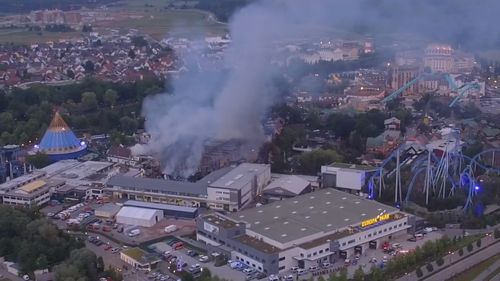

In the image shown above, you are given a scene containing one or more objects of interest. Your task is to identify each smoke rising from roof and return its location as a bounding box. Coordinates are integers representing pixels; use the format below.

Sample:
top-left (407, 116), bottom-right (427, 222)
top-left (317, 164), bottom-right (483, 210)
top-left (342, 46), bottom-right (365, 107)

top-left (134, 0), bottom-right (500, 177)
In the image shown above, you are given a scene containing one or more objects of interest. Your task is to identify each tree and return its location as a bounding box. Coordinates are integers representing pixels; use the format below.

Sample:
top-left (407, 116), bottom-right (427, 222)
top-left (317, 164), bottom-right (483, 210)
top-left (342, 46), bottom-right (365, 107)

top-left (476, 239), bottom-right (482, 248)
top-left (54, 248), bottom-right (98, 281)
top-left (317, 276), bottom-right (326, 281)
top-left (66, 69), bottom-right (75, 79)
top-left (297, 149), bottom-right (343, 175)
top-left (467, 243), bottom-right (473, 252)
top-left (104, 89), bottom-right (119, 107)
top-left (128, 49), bottom-right (136, 59)
top-left (494, 228), bottom-right (500, 239)
top-left (458, 248), bottom-right (464, 256)
top-left (35, 254), bottom-right (48, 269)
top-left (416, 267), bottom-right (423, 277)
top-left (120, 116), bottom-right (138, 135)
top-left (84, 60), bottom-right (95, 73)
top-left (353, 266), bottom-right (365, 281)
top-left (81, 91), bottom-right (98, 110)
top-left (198, 268), bottom-right (212, 281)
top-left (326, 113), bottom-right (356, 140)
top-left (426, 263), bottom-right (433, 272)
top-left (96, 256), bottom-right (104, 272)
top-left (181, 273), bottom-right (195, 281)
top-left (26, 152), bottom-right (50, 169)
top-left (337, 268), bottom-right (348, 281)
top-left (436, 257), bottom-right (444, 266)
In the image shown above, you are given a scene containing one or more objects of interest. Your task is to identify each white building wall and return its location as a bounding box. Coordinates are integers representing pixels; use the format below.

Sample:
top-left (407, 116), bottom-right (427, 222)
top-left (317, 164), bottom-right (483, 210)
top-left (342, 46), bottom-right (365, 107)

top-left (116, 209), bottom-right (163, 227)
top-left (278, 247), bottom-right (301, 272)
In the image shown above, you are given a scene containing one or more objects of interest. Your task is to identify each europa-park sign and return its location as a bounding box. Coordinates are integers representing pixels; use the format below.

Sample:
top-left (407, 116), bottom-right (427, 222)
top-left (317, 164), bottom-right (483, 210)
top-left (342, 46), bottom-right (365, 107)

top-left (360, 213), bottom-right (391, 228)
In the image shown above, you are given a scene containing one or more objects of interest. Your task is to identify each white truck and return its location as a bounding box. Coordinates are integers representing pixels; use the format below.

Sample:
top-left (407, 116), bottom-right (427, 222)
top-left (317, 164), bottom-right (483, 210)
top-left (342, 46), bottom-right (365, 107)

top-left (128, 229), bottom-right (141, 237)
top-left (164, 225), bottom-right (177, 233)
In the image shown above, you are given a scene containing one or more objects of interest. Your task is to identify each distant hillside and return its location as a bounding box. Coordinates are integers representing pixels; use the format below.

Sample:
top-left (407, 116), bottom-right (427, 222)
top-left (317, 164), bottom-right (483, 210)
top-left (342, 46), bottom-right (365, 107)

top-left (0, 0), bottom-right (118, 13)
top-left (194, 0), bottom-right (255, 22)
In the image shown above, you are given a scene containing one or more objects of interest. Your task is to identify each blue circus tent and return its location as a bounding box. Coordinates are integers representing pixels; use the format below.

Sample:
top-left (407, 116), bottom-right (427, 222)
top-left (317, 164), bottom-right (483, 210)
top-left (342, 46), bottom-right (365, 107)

top-left (36, 112), bottom-right (87, 161)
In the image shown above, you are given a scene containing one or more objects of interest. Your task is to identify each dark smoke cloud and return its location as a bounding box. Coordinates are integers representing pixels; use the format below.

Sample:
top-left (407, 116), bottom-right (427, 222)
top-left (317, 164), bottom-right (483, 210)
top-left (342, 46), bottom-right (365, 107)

top-left (135, 0), bottom-right (499, 177)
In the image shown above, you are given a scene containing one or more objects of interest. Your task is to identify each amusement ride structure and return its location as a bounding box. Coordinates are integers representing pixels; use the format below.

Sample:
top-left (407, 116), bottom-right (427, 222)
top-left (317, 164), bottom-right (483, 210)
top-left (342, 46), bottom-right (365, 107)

top-left (368, 67), bottom-right (494, 211)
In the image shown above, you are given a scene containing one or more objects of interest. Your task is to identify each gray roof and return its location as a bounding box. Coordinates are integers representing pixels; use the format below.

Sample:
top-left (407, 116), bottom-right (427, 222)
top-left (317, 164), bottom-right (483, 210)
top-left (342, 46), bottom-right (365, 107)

top-left (198, 166), bottom-right (234, 186)
top-left (227, 188), bottom-right (399, 245)
top-left (124, 200), bottom-right (197, 213)
top-left (209, 163), bottom-right (269, 190)
top-left (324, 163), bottom-right (376, 171)
top-left (95, 203), bottom-right (121, 215)
top-left (107, 175), bottom-right (207, 196)
top-left (264, 175), bottom-right (310, 195)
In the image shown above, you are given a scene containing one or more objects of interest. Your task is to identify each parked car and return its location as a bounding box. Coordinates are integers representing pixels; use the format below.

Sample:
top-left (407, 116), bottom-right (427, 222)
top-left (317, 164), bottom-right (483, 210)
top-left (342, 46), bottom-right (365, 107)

top-left (198, 255), bottom-right (209, 263)
top-left (268, 275), bottom-right (279, 281)
top-left (173, 242), bottom-right (184, 250)
top-left (187, 250), bottom-right (198, 257)
top-left (104, 245), bottom-right (113, 251)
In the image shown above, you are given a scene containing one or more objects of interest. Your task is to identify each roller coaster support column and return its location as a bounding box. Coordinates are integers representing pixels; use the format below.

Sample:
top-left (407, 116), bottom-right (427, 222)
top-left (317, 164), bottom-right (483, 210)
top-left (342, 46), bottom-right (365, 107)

top-left (425, 150), bottom-right (432, 205)
top-left (395, 148), bottom-right (402, 204)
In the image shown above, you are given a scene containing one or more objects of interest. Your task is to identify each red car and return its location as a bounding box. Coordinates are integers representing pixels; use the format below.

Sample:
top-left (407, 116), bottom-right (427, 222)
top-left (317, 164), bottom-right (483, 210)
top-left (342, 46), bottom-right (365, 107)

top-left (104, 245), bottom-right (113, 251)
top-left (173, 242), bottom-right (184, 250)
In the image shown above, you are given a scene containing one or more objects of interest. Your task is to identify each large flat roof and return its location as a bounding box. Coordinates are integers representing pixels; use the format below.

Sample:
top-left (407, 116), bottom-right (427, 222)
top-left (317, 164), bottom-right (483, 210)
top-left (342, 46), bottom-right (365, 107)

top-left (228, 188), bottom-right (399, 245)
top-left (19, 180), bottom-right (46, 193)
top-left (209, 163), bottom-right (269, 190)
top-left (107, 175), bottom-right (207, 196)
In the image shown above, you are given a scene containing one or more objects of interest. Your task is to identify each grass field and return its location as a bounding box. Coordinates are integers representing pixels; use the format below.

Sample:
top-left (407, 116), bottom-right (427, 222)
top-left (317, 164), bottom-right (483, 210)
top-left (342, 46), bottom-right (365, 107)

top-left (447, 254), bottom-right (500, 281)
top-left (0, 0), bottom-right (227, 44)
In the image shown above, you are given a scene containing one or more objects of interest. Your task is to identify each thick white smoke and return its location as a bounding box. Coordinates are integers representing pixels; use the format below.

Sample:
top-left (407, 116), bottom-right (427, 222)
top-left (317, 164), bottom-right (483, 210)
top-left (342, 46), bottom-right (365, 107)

top-left (134, 0), bottom-right (500, 177)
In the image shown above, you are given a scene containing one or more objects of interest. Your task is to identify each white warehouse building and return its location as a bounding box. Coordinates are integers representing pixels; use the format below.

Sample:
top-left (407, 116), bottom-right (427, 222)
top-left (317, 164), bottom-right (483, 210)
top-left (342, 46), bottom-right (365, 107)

top-left (116, 206), bottom-right (163, 227)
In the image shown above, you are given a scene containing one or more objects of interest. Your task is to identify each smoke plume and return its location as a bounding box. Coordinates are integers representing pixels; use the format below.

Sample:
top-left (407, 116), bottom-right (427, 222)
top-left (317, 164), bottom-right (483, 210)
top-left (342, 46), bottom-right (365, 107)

top-left (134, 0), bottom-right (500, 177)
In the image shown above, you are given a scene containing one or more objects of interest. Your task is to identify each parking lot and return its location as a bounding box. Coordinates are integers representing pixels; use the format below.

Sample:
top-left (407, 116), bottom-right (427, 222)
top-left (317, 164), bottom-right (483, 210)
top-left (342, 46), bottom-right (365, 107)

top-left (150, 240), bottom-right (247, 281)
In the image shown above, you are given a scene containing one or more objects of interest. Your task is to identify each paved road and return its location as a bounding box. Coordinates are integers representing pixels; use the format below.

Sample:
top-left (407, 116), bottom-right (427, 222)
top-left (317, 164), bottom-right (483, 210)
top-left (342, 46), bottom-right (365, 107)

top-left (472, 259), bottom-right (500, 281)
top-left (424, 241), bottom-right (500, 281)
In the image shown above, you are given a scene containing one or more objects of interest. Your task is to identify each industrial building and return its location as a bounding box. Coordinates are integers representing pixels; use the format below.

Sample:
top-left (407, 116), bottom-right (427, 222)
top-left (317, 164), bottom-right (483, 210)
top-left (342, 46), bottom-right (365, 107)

top-left (196, 188), bottom-right (413, 275)
top-left (116, 206), bottom-right (163, 227)
top-left (120, 247), bottom-right (160, 271)
top-left (95, 203), bottom-right (121, 218)
top-left (123, 200), bottom-right (198, 219)
top-left (1, 179), bottom-right (63, 207)
top-left (262, 174), bottom-right (311, 202)
top-left (105, 163), bottom-right (271, 212)
top-left (320, 163), bottom-right (376, 192)
top-left (207, 163), bottom-right (271, 211)
top-left (33, 112), bottom-right (87, 162)
top-left (0, 159), bottom-right (123, 206)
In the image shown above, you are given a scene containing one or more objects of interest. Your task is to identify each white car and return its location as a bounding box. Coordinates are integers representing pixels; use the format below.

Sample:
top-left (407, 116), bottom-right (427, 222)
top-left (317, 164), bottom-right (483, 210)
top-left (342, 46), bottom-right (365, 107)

top-left (284, 275), bottom-right (294, 281)
top-left (309, 265), bottom-right (319, 271)
top-left (424, 227), bottom-right (433, 233)
top-left (268, 275), bottom-right (279, 281)
top-left (297, 268), bottom-right (307, 275)
top-left (199, 255), bottom-right (209, 262)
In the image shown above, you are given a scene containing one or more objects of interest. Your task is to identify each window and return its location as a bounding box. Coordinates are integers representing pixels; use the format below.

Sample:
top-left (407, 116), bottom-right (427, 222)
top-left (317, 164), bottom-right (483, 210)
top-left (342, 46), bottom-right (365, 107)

top-left (307, 254), bottom-right (311, 258)
top-left (279, 257), bottom-right (285, 261)
top-left (404, 222), bottom-right (407, 225)
top-left (300, 253), bottom-right (304, 257)
top-left (313, 252), bottom-right (317, 256)
top-left (271, 259), bottom-right (276, 264)
top-left (279, 266), bottom-right (285, 270)
top-left (378, 230), bottom-right (382, 234)
top-left (342, 242), bottom-right (346, 246)
top-left (252, 264), bottom-right (256, 267)
top-left (399, 223), bottom-right (402, 227)
top-left (368, 234), bottom-right (372, 237)
top-left (319, 250), bottom-right (323, 254)
top-left (389, 227), bottom-right (392, 230)
top-left (325, 248), bottom-right (329, 252)
top-left (384, 229), bottom-right (387, 232)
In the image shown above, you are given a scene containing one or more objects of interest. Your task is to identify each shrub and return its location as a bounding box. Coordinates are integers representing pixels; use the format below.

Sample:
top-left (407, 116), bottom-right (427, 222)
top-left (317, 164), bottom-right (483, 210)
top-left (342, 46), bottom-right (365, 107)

top-left (436, 257), bottom-right (444, 266)
top-left (416, 267), bottom-right (423, 277)
top-left (494, 228), bottom-right (500, 239)
top-left (458, 248), bottom-right (464, 256)
top-left (476, 239), bottom-right (482, 248)
top-left (426, 263), bottom-right (434, 272)
top-left (467, 243), bottom-right (473, 252)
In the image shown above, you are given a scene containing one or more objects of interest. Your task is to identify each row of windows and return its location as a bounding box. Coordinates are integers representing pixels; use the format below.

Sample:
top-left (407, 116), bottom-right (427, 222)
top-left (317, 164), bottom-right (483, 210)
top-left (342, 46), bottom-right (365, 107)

top-left (300, 247), bottom-right (330, 258)
top-left (117, 187), bottom-right (204, 198)
top-left (340, 222), bottom-right (407, 246)
top-left (215, 190), bottom-right (230, 195)
top-left (235, 256), bottom-right (262, 271)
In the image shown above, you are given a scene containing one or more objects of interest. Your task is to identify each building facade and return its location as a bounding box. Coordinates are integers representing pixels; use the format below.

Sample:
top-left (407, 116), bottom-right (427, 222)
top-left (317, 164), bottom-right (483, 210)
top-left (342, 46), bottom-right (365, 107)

top-left (195, 189), bottom-right (413, 275)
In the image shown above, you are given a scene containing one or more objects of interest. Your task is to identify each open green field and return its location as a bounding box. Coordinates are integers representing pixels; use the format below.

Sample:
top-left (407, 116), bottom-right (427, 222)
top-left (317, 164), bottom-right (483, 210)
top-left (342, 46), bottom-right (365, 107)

top-left (447, 254), bottom-right (500, 281)
top-left (0, 0), bottom-right (227, 44)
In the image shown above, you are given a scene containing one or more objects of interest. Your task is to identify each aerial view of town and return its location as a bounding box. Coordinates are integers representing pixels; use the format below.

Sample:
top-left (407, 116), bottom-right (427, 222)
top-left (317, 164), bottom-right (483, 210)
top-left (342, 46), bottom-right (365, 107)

top-left (0, 0), bottom-right (500, 281)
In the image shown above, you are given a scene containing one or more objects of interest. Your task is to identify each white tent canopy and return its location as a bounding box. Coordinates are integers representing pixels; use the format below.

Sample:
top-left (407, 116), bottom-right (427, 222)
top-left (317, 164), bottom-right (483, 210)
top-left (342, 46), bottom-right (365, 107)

top-left (116, 206), bottom-right (163, 227)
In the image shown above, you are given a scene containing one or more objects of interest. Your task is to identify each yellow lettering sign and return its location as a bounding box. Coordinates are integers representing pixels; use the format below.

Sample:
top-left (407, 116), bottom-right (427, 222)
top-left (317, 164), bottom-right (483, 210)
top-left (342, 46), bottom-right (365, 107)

top-left (361, 214), bottom-right (390, 227)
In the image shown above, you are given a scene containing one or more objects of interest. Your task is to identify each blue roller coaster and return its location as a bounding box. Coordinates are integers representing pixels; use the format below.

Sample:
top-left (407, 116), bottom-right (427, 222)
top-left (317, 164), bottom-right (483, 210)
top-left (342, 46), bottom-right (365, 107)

top-left (383, 71), bottom-right (481, 107)
top-left (367, 131), bottom-right (500, 211)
